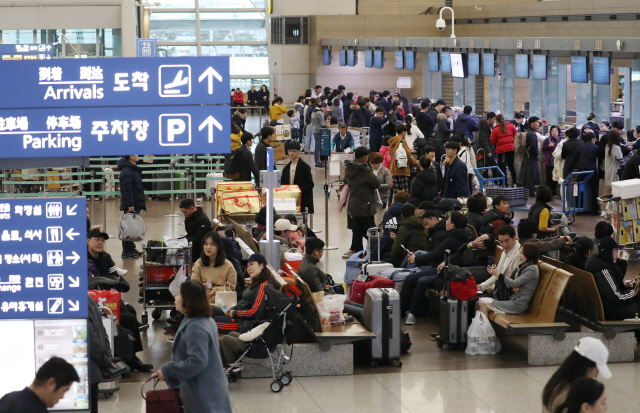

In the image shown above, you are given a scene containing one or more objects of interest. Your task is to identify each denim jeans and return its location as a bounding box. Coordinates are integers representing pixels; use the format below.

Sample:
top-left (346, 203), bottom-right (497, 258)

top-left (401, 250), bottom-right (431, 271)
top-left (305, 124), bottom-right (315, 152)
top-left (314, 132), bottom-right (322, 166)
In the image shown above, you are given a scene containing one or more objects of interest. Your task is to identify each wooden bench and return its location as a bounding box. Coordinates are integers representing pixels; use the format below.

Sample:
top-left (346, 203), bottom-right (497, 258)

top-left (487, 262), bottom-right (571, 340)
top-left (227, 218), bottom-right (259, 254)
top-left (542, 257), bottom-right (640, 339)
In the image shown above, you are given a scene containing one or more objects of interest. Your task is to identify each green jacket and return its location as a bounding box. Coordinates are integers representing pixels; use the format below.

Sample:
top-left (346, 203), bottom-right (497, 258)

top-left (298, 254), bottom-right (332, 294)
top-left (391, 214), bottom-right (430, 258)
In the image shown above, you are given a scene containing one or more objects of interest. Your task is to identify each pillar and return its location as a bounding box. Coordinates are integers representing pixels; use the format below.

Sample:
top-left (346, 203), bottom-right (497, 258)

top-left (576, 81), bottom-right (593, 126)
top-left (559, 64), bottom-right (567, 122)
top-left (422, 53), bottom-right (432, 99)
top-left (433, 71), bottom-right (443, 100)
top-left (621, 67), bottom-right (631, 130)
top-left (529, 77), bottom-right (544, 119)
top-left (501, 56), bottom-right (514, 119)
top-left (121, 0), bottom-right (137, 57)
top-left (488, 73), bottom-right (501, 113)
top-left (593, 83), bottom-right (609, 126)
top-left (465, 75), bottom-right (476, 114)
top-left (453, 78), bottom-right (464, 107)
top-left (545, 57), bottom-right (560, 125)
top-left (632, 60), bottom-right (640, 128)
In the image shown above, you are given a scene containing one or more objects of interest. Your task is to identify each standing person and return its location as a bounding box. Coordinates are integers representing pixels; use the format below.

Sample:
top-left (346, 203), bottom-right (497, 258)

top-left (287, 109), bottom-right (301, 145)
top-left (343, 92), bottom-right (354, 122)
top-left (311, 85), bottom-right (322, 99)
top-left (351, 99), bottom-right (369, 128)
top-left (232, 88), bottom-right (244, 107)
top-left (453, 134), bottom-right (477, 192)
top-left (411, 155), bottom-right (439, 203)
top-left (554, 378), bottom-right (607, 413)
top-left (281, 141), bottom-right (314, 216)
top-left (416, 100), bottom-right (436, 138)
top-left (117, 155), bottom-right (145, 258)
top-left (404, 115), bottom-right (424, 151)
top-left (388, 124), bottom-right (419, 196)
top-left (476, 119), bottom-right (494, 169)
top-left (519, 116), bottom-right (542, 196)
top-left (258, 84), bottom-right (270, 112)
top-left (566, 132), bottom-right (600, 214)
top-left (621, 145), bottom-right (640, 180)
top-left (369, 151), bottom-right (392, 209)
top-left (179, 198), bottom-right (212, 260)
top-left (435, 113), bottom-right (452, 143)
top-left (561, 127), bottom-right (584, 178)
top-left (228, 132), bottom-right (260, 182)
top-left (513, 112), bottom-right (527, 132)
top-left (604, 129), bottom-right (624, 195)
top-left (269, 96), bottom-right (287, 123)
top-left (230, 122), bottom-right (242, 151)
top-left (156, 281), bottom-right (233, 413)
top-left (542, 125), bottom-right (561, 196)
top-left (542, 337), bottom-right (611, 413)
top-left (246, 85), bottom-right (259, 113)
top-left (428, 99), bottom-right (445, 123)
top-left (378, 90), bottom-right (392, 113)
top-left (304, 98), bottom-right (317, 154)
top-left (232, 108), bottom-right (247, 131)
top-left (331, 97), bottom-right (344, 122)
top-left (311, 101), bottom-right (329, 168)
top-left (585, 112), bottom-right (601, 135)
top-left (490, 114), bottom-right (518, 187)
top-left (0, 357), bottom-right (79, 413)
top-left (384, 101), bottom-right (401, 136)
top-left (343, 146), bottom-right (380, 258)
top-left (369, 107), bottom-right (390, 154)
top-left (255, 126), bottom-right (275, 171)
top-left (442, 141), bottom-right (471, 198)
top-left (454, 105), bottom-right (479, 140)
top-left (191, 232), bottom-right (238, 304)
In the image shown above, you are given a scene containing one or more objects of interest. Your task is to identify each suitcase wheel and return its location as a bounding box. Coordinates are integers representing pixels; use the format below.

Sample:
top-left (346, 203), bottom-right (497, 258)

top-left (393, 359), bottom-right (402, 367)
top-left (369, 360), bottom-right (378, 368)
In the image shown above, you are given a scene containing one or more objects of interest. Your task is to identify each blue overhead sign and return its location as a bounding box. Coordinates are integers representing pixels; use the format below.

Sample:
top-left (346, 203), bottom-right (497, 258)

top-left (137, 38), bottom-right (157, 57)
top-left (0, 57), bottom-right (230, 108)
top-left (0, 43), bottom-right (53, 61)
top-left (0, 198), bottom-right (87, 319)
top-left (0, 105), bottom-right (229, 158)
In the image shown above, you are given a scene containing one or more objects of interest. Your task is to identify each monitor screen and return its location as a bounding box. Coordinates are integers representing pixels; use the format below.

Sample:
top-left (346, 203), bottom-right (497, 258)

top-left (532, 55), bottom-right (547, 80)
top-left (347, 49), bottom-right (357, 67)
top-left (441, 51), bottom-right (451, 73)
top-left (428, 52), bottom-right (439, 72)
top-left (365, 50), bottom-right (373, 68)
top-left (450, 53), bottom-right (468, 78)
top-left (515, 54), bottom-right (529, 79)
top-left (394, 50), bottom-right (404, 70)
top-left (339, 49), bottom-right (346, 66)
top-left (483, 53), bottom-right (496, 76)
top-left (374, 50), bottom-right (384, 69)
top-left (0, 319), bottom-right (90, 411)
top-left (468, 53), bottom-right (480, 76)
top-left (593, 56), bottom-right (610, 85)
top-left (322, 49), bottom-right (331, 65)
top-left (405, 51), bottom-right (416, 71)
top-left (571, 56), bottom-right (588, 83)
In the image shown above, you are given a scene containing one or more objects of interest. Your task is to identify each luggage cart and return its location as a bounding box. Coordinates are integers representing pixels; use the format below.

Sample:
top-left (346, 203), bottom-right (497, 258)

top-left (474, 166), bottom-right (505, 192)
top-left (562, 171), bottom-right (594, 225)
top-left (140, 242), bottom-right (192, 324)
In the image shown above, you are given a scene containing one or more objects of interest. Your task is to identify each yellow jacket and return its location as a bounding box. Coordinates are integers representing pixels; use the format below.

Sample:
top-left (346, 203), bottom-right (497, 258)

top-left (231, 132), bottom-right (242, 151)
top-left (270, 104), bottom-right (288, 121)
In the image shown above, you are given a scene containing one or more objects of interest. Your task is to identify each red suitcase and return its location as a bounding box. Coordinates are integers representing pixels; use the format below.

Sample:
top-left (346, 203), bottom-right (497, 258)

top-left (350, 275), bottom-right (395, 305)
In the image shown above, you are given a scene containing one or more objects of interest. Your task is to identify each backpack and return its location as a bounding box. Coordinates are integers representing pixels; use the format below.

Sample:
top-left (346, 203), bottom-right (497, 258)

top-left (514, 132), bottom-right (527, 155)
top-left (118, 212), bottom-right (146, 242)
top-left (223, 148), bottom-right (241, 180)
top-left (395, 138), bottom-right (408, 168)
top-left (145, 240), bottom-right (167, 264)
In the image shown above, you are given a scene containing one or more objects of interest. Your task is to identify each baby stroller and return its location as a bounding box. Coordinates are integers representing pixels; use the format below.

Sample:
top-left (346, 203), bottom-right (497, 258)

top-left (224, 291), bottom-right (296, 393)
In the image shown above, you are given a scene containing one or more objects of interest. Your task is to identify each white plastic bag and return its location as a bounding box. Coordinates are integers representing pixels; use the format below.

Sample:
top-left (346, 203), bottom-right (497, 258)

top-left (317, 302), bottom-right (331, 330)
top-left (465, 311), bottom-right (502, 355)
top-left (168, 265), bottom-right (188, 298)
top-left (322, 294), bottom-right (347, 325)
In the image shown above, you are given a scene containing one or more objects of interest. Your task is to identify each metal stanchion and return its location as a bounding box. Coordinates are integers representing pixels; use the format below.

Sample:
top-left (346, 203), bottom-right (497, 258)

top-left (90, 170), bottom-right (95, 222)
top-left (165, 161), bottom-right (181, 217)
top-left (323, 164), bottom-right (338, 251)
top-left (101, 176), bottom-right (107, 233)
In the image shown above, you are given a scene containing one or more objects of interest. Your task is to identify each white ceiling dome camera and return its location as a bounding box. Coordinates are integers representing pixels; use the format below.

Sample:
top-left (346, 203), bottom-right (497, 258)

top-left (436, 18), bottom-right (446, 31)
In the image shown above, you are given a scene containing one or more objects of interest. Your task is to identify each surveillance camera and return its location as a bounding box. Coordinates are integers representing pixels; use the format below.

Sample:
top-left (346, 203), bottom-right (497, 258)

top-left (436, 18), bottom-right (446, 31)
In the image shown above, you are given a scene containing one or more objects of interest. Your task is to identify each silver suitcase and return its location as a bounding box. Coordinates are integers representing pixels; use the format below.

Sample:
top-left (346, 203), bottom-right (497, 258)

top-left (363, 227), bottom-right (393, 275)
top-left (364, 288), bottom-right (402, 367)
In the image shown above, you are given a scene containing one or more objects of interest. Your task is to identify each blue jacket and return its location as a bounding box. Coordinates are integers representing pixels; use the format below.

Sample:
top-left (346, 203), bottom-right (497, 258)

top-left (332, 131), bottom-right (355, 152)
top-left (454, 114), bottom-right (479, 140)
top-left (378, 97), bottom-right (391, 114)
top-left (369, 115), bottom-right (389, 145)
top-left (442, 157), bottom-right (471, 198)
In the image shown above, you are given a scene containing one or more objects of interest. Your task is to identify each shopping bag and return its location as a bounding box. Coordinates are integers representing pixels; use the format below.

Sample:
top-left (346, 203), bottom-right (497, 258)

top-left (168, 265), bottom-right (188, 298)
top-left (214, 283), bottom-right (238, 312)
top-left (322, 294), bottom-right (347, 325)
top-left (88, 290), bottom-right (121, 323)
top-left (142, 377), bottom-right (183, 413)
top-left (465, 311), bottom-right (502, 355)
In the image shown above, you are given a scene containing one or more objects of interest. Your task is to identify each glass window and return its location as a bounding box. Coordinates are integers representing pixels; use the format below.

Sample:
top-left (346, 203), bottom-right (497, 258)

top-left (230, 78), bottom-right (269, 91)
top-left (200, 0), bottom-right (265, 8)
top-left (63, 29), bottom-right (97, 44)
top-left (199, 12), bottom-right (266, 42)
top-left (202, 45), bottom-right (268, 75)
top-left (158, 45), bottom-right (198, 57)
top-left (153, 0), bottom-right (195, 8)
top-left (150, 13), bottom-right (197, 42)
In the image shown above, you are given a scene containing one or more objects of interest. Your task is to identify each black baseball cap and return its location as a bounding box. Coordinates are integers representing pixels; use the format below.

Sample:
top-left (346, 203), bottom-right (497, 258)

top-left (598, 236), bottom-right (620, 252)
top-left (87, 228), bottom-right (109, 239)
top-left (247, 253), bottom-right (267, 265)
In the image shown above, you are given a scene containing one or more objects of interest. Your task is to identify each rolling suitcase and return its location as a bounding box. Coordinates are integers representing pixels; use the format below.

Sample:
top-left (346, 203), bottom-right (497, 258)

top-left (364, 288), bottom-right (402, 367)
top-left (437, 249), bottom-right (469, 350)
top-left (151, 172), bottom-right (172, 200)
top-left (361, 227), bottom-right (393, 276)
top-left (350, 274), bottom-right (395, 305)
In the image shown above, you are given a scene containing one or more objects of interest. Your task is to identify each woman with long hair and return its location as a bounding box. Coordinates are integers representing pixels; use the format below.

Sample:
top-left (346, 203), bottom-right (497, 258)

top-left (190, 231), bottom-right (237, 303)
top-left (258, 84), bottom-right (270, 110)
top-left (553, 378), bottom-right (607, 413)
top-left (269, 96), bottom-right (287, 123)
top-left (490, 113), bottom-right (518, 186)
top-left (404, 114), bottom-right (424, 151)
top-left (542, 125), bottom-right (561, 196)
top-left (604, 129), bottom-right (624, 194)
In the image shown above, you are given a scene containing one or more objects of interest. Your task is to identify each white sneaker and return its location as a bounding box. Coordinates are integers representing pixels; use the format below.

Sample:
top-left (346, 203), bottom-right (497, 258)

top-left (405, 312), bottom-right (416, 325)
top-left (342, 250), bottom-right (355, 259)
top-left (116, 267), bottom-right (128, 276)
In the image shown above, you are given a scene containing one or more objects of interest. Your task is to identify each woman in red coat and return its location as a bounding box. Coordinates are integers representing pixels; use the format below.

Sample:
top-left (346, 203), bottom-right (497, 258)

top-left (232, 88), bottom-right (245, 107)
top-left (490, 114), bottom-right (518, 186)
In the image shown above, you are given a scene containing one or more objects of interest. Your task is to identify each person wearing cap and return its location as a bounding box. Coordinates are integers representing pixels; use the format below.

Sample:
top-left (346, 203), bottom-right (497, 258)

top-left (518, 116), bottom-right (542, 196)
top-left (87, 228), bottom-right (128, 281)
top-left (585, 236), bottom-right (640, 321)
top-left (542, 337), bottom-right (611, 413)
top-left (272, 218), bottom-right (297, 267)
top-left (331, 122), bottom-right (355, 153)
top-left (280, 140), bottom-right (314, 217)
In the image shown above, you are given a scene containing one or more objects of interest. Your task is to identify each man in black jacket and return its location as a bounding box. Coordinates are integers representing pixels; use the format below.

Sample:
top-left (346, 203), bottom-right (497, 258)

top-left (255, 126), bottom-right (275, 171)
top-left (566, 132), bottom-right (599, 214)
top-left (561, 127), bottom-right (583, 178)
top-left (280, 141), bottom-right (314, 215)
top-left (246, 85), bottom-right (259, 113)
top-left (479, 195), bottom-right (512, 236)
top-left (118, 155), bottom-right (146, 258)
top-left (179, 198), bottom-right (212, 260)
top-left (229, 132), bottom-right (259, 182)
top-left (416, 100), bottom-right (435, 138)
top-left (408, 211), bottom-right (472, 268)
top-left (622, 149), bottom-right (640, 180)
top-left (428, 99), bottom-right (445, 123)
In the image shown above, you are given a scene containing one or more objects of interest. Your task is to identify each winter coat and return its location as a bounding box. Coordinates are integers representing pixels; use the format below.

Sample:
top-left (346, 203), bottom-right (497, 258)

top-left (233, 145), bottom-right (260, 182)
top-left (416, 111), bottom-right (436, 138)
top-left (311, 108), bottom-right (327, 134)
top-left (281, 158), bottom-right (315, 214)
top-left (442, 157), bottom-right (471, 198)
top-left (378, 97), bottom-right (391, 113)
top-left (480, 208), bottom-right (511, 236)
top-left (414, 227), bottom-right (473, 267)
top-left (232, 114), bottom-right (246, 131)
top-left (184, 207), bottom-right (212, 259)
top-left (552, 139), bottom-right (566, 181)
top-left (255, 139), bottom-right (269, 171)
top-left (458, 146), bottom-right (476, 176)
top-left (561, 137), bottom-right (584, 178)
top-left (161, 317), bottom-right (233, 413)
top-left (411, 168), bottom-right (439, 203)
top-left (604, 144), bottom-right (623, 187)
top-left (380, 145), bottom-right (391, 169)
top-left (247, 89), bottom-right (260, 105)
top-left (344, 159), bottom-right (380, 217)
top-left (388, 135), bottom-right (418, 176)
top-left (232, 91), bottom-right (244, 105)
top-left (585, 254), bottom-right (640, 320)
top-left (350, 107), bottom-right (369, 128)
top-left (332, 131), bottom-right (355, 153)
top-left (454, 113), bottom-right (479, 140)
top-left (566, 142), bottom-right (598, 173)
top-left (391, 215), bottom-right (430, 258)
top-left (435, 118), bottom-right (452, 142)
top-left (373, 165), bottom-right (392, 201)
top-left (298, 254), bottom-right (330, 293)
top-left (621, 151), bottom-right (640, 180)
top-left (117, 157), bottom-right (146, 212)
top-left (493, 263), bottom-right (540, 314)
top-left (476, 127), bottom-right (494, 159)
top-left (466, 211), bottom-right (484, 234)
top-left (258, 88), bottom-right (270, 105)
top-left (88, 297), bottom-right (112, 385)
top-left (331, 105), bottom-right (344, 121)
top-left (343, 99), bottom-right (354, 122)
top-left (490, 122), bottom-right (517, 155)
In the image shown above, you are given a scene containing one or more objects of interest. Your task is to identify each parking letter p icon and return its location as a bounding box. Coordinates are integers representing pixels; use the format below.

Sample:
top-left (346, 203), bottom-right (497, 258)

top-left (167, 119), bottom-right (185, 142)
top-left (159, 114), bottom-right (191, 146)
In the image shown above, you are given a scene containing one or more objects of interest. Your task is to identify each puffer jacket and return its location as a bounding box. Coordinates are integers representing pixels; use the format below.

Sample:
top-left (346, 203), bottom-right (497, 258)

top-left (311, 107), bottom-right (327, 134)
top-left (118, 157), bottom-right (146, 212)
top-left (411, 168), bottom-right (439, 202)
top-left (344, 159), bottom-right (380, 217)
top-left (585, 254), bottom-right (640, 321)
top-left (454, 113), bottom-right (479, 140)
top-left (391, 215), bottom-right (430, 258)
top-left (415, 227), bottom-right (473, 266)
top-left (490, 122), bottom-right (517, 154)
top-left (480, 208), bottom-right (511, 235)
top-left (380, 146), bottom-right (391, 169)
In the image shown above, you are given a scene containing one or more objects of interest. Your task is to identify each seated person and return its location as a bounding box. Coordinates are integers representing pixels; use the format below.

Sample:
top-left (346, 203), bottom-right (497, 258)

top-left (191, 231), bottom-right (238, 303)
top-left (284, 214), bottom-right (307, 249)
top-left (528, 185), bottom-right (559, 239)
top-left (86, 228), bottom-right (152, 372)
top-left (416, 201), bottom-right (436, 217)
top-left (434, 198), bottom-right (463, 219)
top-left (585, 237), bottom-right (640, 321)
top-left (213, 253), bottom-right (274, 334)
top-left (565, 237), bottom-right (594, 270)
top-left (593, 221), bottom-right (614, 255)
top-left (517, 218), bottom-right (570, 256)
top-left (386, 203), bottom-right (429, 265)
top-left (466, 193), bottom-right (487, 234)
top-left (408, 212), bottom-right (472, 269)
top-left (273, 218), bottom-right (297, 267)
top-left (331, 122), bottom-right (355, 153)
top-left (179, 198), bottom-right (212, 260)
top-left (477, 242), bottom-right (540, 316)
top-left (480, 195), bottom-right (512, 237)
top-left (477, 225), bottom-right (521, 294)
top-left (377, 190), bottom-right (410, 260)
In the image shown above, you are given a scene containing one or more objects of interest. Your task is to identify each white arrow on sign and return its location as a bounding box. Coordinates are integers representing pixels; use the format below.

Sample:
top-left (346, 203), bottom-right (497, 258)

top-left (66, 228), bottom-right (80, 241)
top-left (68, 300), bottom-right (80, 311)
top-left (68, 276), bottom-right (80, 288)
top-left (66, 204), bottom-right (78, 216)
top-left (65, 251), bottom-right (80, 265)
top-left (199, 116), bottom-right (224, 143)
top-left (198, 67), bottom-right (223, 95)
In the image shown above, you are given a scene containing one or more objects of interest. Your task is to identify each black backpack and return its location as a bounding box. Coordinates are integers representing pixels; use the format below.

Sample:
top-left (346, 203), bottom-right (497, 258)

top-left (145, 240), bottom-right (167, 264)
top-left (224, 148), bottom-right (242, 180)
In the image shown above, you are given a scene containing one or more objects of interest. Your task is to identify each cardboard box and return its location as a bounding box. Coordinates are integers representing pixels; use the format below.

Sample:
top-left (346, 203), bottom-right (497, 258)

top-left (620, 220), bottom-right (633, 244)
top-left (214, 181), bottom-right (254, 219)
top-left (612, 179), bottom-right (640, 199)
top-left (275, 125), bottom-right (291, 141)
top-left (622, 198), bottom-right (638, 221)
top-left (612, 213), bottom-right (619, 242)
top-left (634, 220), bottom-right (640, 242)
top-left (262, 185), bottom-right (301, 212)
top-left (271, 141), bottom-right (286, 161)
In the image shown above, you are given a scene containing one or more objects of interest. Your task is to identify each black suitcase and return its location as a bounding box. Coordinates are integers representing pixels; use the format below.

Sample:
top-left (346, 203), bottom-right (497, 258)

top-left (437, 249), bottom-right (469, 350)
top-left (151, 172), bottom-right (172, 200)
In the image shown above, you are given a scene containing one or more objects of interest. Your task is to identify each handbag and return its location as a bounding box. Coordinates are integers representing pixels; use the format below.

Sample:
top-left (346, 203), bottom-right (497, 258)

top-left (142, 377), bottom-right (183, 413)
top-left (493, 277), bottom-right (511, 301)
top-left (215, 282), bottom-right (238, 312)
top-left (118, 212), bottom-right (146, 242)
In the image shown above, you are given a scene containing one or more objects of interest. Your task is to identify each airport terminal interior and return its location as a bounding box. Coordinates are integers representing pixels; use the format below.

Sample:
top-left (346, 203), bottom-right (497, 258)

top-left (4, 0), bottom-right (640, 412)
